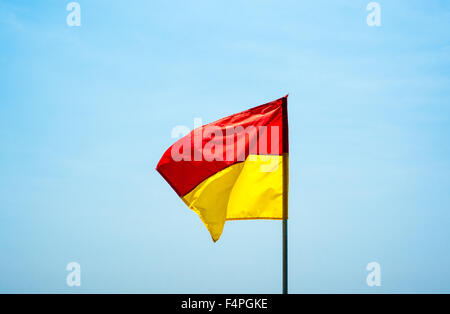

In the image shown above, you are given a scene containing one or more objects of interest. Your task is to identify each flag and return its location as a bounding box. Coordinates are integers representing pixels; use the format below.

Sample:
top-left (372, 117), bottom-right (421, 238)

top-left (156, 96), bottom-right (289, 242)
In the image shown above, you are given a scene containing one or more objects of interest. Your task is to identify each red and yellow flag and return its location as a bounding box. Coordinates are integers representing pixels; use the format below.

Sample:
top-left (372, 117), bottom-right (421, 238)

top-left (156, 96), bottom-right (289, 242)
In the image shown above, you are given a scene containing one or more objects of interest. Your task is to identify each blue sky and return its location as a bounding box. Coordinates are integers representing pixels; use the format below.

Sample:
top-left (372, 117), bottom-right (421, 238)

top-left (0, 0), bottom-right (449, 293)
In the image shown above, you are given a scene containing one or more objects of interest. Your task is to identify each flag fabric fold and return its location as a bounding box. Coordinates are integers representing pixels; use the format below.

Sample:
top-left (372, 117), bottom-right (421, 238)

top-left (156, 96), bottom-right (289, 242)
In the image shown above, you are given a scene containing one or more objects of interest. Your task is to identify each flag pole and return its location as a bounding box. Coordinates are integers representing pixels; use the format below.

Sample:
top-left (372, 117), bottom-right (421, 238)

top-left (282, 155), bottom-right (288, 294)
top-left (282, 218), bottom-right (288, 294)
top-left (282, 96), bottom-right (289, 295)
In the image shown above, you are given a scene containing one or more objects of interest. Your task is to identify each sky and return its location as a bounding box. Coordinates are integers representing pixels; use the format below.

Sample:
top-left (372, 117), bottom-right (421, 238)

top-left (0, 0), bottom-right (449, 293)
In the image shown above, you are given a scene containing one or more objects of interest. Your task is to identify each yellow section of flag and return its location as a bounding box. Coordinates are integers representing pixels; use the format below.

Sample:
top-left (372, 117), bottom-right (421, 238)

top-left (182, 155), bottom-right (284, 242)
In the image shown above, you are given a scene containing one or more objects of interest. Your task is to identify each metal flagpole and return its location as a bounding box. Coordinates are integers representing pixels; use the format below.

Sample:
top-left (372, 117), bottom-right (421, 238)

top-left (282, 96), bottom-right (289, 295)
top-left (282, 218), bottom-right (288, 294)
top-left (282, 154), bottom-right (288, 295)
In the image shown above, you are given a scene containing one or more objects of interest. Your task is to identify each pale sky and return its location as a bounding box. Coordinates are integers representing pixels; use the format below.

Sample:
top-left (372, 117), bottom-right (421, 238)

top-left (1, 0), bottom-right (449, 293)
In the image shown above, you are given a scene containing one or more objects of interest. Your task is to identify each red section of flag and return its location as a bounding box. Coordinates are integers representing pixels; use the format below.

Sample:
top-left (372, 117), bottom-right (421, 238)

top-left (156, 96), bottom-right (288, 196)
